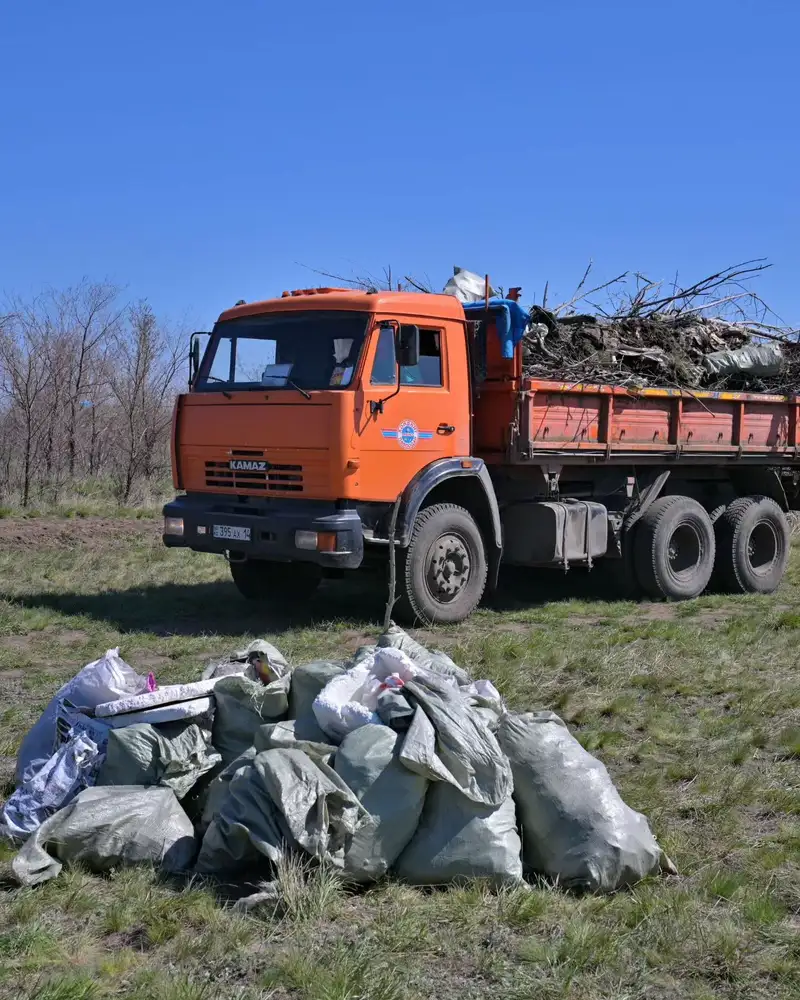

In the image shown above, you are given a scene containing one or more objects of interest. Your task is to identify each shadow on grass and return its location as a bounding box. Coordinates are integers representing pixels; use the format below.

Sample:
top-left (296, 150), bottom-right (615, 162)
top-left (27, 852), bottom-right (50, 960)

top-left (11, 565), bottom-right (632, 636)
top-left (11, 577), bottom-right (386, 636)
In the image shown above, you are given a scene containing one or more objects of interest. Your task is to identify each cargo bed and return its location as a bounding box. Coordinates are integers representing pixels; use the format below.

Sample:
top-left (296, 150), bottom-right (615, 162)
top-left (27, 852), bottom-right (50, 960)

top-left (512, 379), bottom-right (800, 464)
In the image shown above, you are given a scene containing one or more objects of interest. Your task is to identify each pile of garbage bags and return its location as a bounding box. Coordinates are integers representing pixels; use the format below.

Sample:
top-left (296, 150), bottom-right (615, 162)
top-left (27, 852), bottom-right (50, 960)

top-left (2, 628), bottom-right (673, 893)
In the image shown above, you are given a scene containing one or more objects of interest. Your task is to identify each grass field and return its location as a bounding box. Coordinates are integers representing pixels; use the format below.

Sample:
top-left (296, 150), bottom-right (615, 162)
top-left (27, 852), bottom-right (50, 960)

top-left (0, 516), bottom-right (798, 1000)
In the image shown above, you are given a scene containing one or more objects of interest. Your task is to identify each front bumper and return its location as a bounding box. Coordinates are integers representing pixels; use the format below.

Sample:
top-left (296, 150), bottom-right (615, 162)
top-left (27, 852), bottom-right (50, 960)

top-left (162, 494), bottom-right (364, 569)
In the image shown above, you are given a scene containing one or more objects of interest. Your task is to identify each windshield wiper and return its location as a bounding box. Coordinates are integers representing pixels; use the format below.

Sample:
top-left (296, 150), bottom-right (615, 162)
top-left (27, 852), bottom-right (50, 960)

top-left (200, 375), bottom-right (232, 398)
top-left (285, 379), bottom-right (311, 400)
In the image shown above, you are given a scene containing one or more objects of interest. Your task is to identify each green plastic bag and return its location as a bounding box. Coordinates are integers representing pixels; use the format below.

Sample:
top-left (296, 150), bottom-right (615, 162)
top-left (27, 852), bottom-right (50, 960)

top-left (334, 724), bottom-right (428, 882)
top-left (97, 721), bottom-right (221, 799)
top-left (212, 673), bottom-right (291, 765)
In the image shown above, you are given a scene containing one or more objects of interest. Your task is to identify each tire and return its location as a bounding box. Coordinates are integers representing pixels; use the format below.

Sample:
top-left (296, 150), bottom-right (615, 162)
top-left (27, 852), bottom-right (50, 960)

top-left (714, 496), bottom-right (789, 594)
top-left (229, 558), bottom-right (321, 602)
top-left (396, 503), bottom-right (488, 625)
top-left (634, 495), bottom-right (715, 600)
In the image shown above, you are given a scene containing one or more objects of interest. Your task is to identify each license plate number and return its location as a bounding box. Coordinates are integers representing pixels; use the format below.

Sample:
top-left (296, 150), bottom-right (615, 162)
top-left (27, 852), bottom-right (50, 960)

top-left (212, 524), bottom-right (251, 542)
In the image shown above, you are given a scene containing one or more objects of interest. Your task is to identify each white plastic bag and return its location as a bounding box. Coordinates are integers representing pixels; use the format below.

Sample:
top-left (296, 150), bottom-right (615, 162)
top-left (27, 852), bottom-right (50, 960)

top-left (16, 649), bottom-right (150, 784)
top-left (312, 648), bottom-right (419, 742)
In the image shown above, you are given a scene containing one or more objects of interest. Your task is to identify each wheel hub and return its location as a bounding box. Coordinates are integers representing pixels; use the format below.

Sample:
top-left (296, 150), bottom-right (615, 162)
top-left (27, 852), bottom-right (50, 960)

top-left (667, 523), bottom-right (703, 579)
top-left (427, 533), bottom-right (471, 601)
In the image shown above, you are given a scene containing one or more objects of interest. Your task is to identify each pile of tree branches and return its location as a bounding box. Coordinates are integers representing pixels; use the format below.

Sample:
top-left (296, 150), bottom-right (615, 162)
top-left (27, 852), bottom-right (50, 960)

top-left (523, 260), bottom-right (800, 393)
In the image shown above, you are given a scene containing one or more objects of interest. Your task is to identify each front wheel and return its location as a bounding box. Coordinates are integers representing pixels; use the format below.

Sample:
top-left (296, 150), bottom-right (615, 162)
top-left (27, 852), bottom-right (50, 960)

top-left (396, 503), bottom-right (488, 625)
top-left (229, 558), bottom-right (321, 602)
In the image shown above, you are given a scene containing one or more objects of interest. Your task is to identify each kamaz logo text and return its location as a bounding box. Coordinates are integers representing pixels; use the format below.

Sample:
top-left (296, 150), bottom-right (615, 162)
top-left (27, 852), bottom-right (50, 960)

top-left (230, 460), bottom-right (268, 472)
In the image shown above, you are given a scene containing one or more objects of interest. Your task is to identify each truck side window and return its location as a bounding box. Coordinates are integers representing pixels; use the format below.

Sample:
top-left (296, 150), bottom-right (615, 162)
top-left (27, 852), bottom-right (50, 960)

top-left (401, 328), bottom-right (442, 386)
top-left (370, 326), bottom-right (397, 385)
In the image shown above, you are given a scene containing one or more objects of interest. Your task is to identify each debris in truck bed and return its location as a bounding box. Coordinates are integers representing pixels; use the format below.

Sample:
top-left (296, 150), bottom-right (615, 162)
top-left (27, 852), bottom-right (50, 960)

top-left (522, 312), bottom-right (799, 391)
top-left (513, 260), bottom-right (799, 393)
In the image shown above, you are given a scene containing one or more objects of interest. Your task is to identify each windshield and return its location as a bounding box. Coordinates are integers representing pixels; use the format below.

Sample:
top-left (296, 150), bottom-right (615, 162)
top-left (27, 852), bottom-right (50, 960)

top-left (196, 312), bottom-right (368, 392)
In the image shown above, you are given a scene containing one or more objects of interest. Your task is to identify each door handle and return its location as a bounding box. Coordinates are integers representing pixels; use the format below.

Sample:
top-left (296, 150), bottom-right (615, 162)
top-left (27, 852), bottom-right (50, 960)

top-left (437, 423), bottom-right (455, 435)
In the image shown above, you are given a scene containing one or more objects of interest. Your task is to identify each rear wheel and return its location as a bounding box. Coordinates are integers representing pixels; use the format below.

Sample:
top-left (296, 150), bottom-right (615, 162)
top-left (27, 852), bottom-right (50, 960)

top-left (714, 496), bottom-right (789, 594)
top-left (634, 495), bottom-right (715, 600)
top-left (229, 558), bottom-right (321, 602)
top-left (397, 503), bottom-right (487, 625)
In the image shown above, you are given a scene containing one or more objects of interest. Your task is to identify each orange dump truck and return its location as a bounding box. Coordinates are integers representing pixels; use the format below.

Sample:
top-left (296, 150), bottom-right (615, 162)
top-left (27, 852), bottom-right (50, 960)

top-left (164, 287), bottom-right (800, 623)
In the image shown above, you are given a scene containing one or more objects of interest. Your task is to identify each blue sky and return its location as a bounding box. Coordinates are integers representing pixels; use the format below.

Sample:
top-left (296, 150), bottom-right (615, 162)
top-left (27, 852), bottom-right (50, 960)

top-left (1, 1), bottom-right (798, 327)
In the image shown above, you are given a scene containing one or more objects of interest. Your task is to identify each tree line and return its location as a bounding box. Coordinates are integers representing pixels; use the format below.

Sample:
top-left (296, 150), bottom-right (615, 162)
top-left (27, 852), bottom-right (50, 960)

top-left (0, 280), bottom-right (185, 507)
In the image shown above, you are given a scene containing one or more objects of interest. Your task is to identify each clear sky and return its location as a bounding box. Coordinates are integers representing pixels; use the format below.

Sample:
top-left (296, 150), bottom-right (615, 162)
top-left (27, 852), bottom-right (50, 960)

top-left (1, 1), bottom-right (798, 328)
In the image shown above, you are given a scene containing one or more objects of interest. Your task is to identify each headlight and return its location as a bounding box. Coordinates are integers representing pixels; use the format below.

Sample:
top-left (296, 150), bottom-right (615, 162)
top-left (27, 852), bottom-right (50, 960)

top-left (295, 530), bottom-right (318, 550)
top-left (164, 517), bottom-right (184, 537)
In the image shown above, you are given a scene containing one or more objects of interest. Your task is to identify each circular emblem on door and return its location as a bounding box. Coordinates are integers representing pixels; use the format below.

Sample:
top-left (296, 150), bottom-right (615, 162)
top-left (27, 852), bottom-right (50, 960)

top-left (398, 419), bottom-right (419, 449)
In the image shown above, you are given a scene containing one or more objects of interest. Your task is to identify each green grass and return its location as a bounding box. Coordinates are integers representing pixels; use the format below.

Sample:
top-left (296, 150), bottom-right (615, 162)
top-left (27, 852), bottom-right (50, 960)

top-left (0, 516), bottom-right (798, 998)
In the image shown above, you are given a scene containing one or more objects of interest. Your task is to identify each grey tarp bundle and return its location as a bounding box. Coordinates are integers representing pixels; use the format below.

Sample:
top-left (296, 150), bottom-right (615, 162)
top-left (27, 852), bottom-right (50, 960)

top-left (399, 672), bottom-right (512, 807)
top-left (255, 719), bottom-right (337, 762)
top-left (334, 724), bottom-right (428, 882)
top-left (497, 712), bottom-right (664, 892)
top-left (702, 342), bottom-right (783, 379)
top-left (394, 783), bottom-right (522, 886)
top-left (376, 688), bottom-right (416, 730)
top-left (377, 626), bottom-right (470, 685)
top-left (12, 786), bottom-right (196, 886)
top-left (97, 721), bottom-right (221, 799)
top-left (288, 661), bottom-right (345, 720)
top-left (211, 673), bottom-right (291, 765)
top-left (198, 747), bottom-right (257, 838)
top-left (196, 748), bottom-right (363, 875)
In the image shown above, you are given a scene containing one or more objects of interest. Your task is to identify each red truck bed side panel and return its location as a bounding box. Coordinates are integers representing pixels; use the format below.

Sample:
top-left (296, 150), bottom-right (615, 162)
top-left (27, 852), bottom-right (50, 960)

top-left (514, 380), bottom-right (800, 461)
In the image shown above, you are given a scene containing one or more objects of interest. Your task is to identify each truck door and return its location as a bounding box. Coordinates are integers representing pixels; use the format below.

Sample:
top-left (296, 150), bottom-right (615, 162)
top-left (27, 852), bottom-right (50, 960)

top-left (353, 321), bottom-right (467, 501)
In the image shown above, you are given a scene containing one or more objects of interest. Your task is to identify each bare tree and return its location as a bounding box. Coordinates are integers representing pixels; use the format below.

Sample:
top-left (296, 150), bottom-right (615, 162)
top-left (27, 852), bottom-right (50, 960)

top-left (0, 302), bottom-right (55, 506)
top-left (107, 302), bottom-right (184, 502)
top-left (53, 280), bottom-right (123, 478)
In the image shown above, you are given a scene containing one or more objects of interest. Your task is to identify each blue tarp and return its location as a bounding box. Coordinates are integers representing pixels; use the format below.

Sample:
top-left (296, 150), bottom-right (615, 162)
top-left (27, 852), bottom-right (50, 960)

top-left (463, 298), bottom-right (529, 360)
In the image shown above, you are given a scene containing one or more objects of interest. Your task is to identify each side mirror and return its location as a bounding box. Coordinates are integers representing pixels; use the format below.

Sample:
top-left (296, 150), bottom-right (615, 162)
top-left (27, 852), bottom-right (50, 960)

top-left (397, 324), bottom-right (420, 368)
top-left (189, 332), bottom-right (208, 386)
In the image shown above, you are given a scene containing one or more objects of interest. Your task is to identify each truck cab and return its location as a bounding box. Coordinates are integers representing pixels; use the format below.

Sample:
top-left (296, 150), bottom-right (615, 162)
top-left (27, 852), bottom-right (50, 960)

top-left (164, 288), bottom-right (503, 622)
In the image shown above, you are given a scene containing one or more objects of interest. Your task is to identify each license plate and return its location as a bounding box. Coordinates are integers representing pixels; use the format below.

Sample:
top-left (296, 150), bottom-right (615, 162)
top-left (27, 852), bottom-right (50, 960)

top-left (212, 524), bottom-right (251, 542)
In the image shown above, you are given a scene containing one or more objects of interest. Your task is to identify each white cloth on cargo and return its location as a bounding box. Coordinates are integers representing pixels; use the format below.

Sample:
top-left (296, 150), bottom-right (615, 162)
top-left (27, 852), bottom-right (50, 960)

top-left (95, 678), bottom-right (222, 718)
top-left (442, 267), bottom-right (498, 305)
top-left (11, 786), bottom-right (195, 886)
top-left (1, 733), bottom-right (102, 841)
top-left (15, 648), bottom-right (149, 784)
top-left (104, 697), bottom-right (214, 728)
top-left (497, 711), bottom-right (665, 892)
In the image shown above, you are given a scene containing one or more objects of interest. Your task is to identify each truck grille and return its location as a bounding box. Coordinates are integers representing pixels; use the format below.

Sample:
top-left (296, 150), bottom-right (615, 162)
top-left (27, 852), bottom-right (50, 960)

top-left (205, 460), bottom-right (304, 493)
